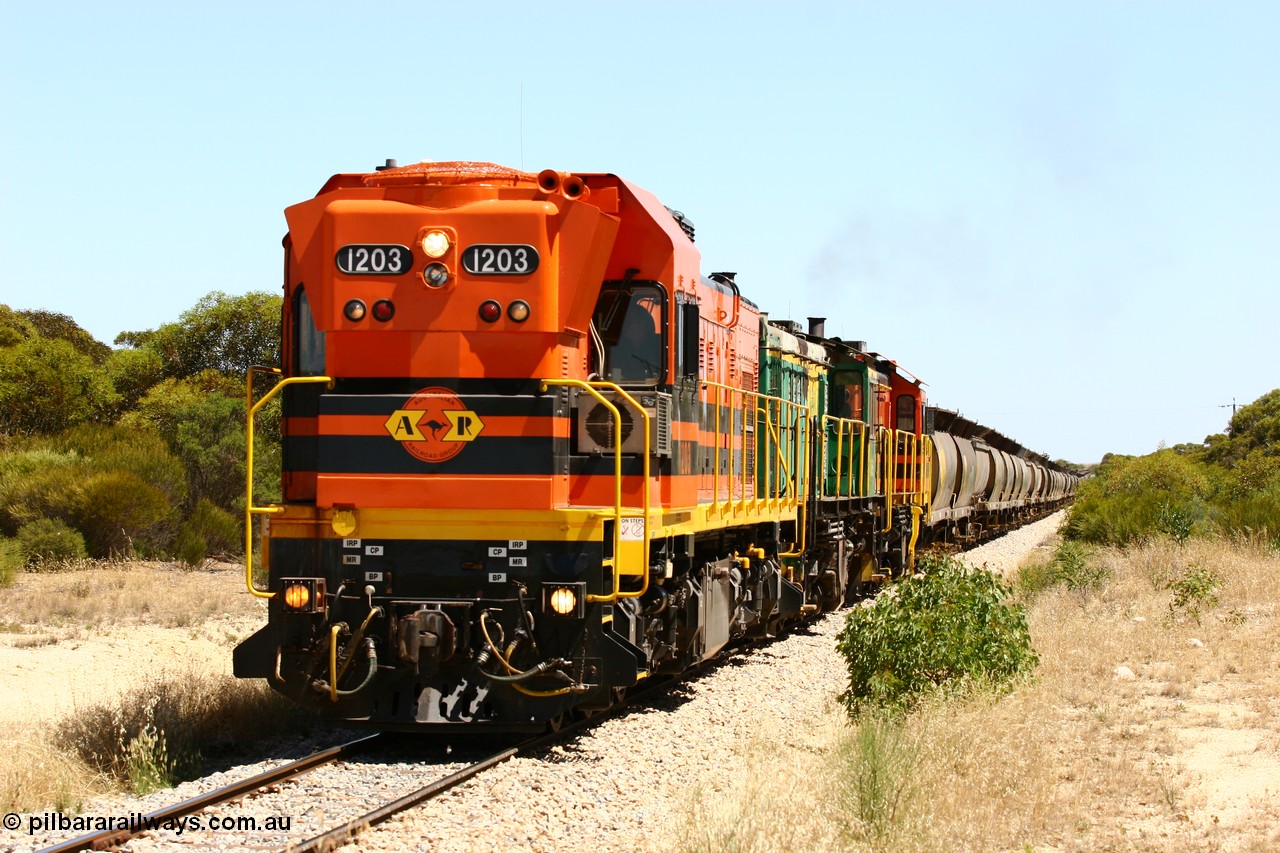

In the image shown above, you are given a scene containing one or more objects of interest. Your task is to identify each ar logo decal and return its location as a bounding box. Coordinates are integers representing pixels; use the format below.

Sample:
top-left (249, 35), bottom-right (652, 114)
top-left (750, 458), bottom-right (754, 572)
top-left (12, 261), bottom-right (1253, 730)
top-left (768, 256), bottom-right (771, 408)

top-left (384, 386), bottom-right (485, 464)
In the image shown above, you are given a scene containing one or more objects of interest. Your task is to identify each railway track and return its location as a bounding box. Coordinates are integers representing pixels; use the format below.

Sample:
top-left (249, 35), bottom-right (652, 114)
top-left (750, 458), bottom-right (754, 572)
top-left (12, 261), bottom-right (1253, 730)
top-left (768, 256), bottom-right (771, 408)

top-left (287, 716), bottom-right (601, 853)
top-left (33, 700), bottom-right (616, 853)
top-left (38, 735), bottom-right (382, 853)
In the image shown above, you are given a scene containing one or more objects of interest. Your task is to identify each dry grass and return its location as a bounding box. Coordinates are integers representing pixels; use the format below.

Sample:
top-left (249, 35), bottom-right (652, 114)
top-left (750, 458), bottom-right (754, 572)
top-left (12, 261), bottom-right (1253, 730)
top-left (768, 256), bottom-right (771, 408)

top-left (55, 668), bottom-right (313, 795)
top-left (0, 561), bottom-right (261, 633)
top-left (1, 669), bottom-right (313, 811)
top-left (0, 726), bottom-right (107, 814)
top-left (0, 561), bottom-right (306, 813)
top-left (680, 536), bottom-right (1280, 851)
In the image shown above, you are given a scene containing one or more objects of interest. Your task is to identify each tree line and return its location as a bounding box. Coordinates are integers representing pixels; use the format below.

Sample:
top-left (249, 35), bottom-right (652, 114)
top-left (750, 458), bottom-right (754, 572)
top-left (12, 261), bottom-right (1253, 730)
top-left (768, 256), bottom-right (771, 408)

top-left (0, 293), bottom-right (281, 573)
top-left (2, 291), bottom-right (1277, 571)
top-left (1065, 389), bottom-right (1280, 547)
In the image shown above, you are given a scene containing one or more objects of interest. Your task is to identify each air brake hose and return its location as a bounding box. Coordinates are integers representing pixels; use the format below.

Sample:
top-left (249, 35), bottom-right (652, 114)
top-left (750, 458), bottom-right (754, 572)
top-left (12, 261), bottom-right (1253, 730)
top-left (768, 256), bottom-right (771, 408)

top-left (335, 606), bottom-right (383, 685)
top-left (478, 610), bottom-right (583, 696)
top-left (314, 638), bottom-right (378, 700)
top-left (478, 657), bottom-right (574, 684)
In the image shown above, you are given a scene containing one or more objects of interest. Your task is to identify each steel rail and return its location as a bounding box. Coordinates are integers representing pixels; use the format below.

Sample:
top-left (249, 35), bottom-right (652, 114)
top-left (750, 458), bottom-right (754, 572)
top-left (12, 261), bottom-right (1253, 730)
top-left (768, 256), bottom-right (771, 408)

top-left (283, 745), bottom-right (525, 853)
top-left (38, 734), bottom-right (381, 853)
top-left (283, 685), bottom-right (674, 853)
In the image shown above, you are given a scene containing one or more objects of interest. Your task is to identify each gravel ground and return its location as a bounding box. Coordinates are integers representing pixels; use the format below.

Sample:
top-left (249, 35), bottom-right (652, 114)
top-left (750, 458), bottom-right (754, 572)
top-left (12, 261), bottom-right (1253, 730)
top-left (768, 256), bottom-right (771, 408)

top-left (1, 512), bottom-right (1064, 853)
top-left (958, 509), bottom-right (1066, 578)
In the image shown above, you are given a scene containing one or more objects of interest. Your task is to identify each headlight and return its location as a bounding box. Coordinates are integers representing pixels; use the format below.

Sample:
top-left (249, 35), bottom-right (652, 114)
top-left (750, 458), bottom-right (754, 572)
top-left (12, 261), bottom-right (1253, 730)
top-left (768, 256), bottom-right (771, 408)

top-left (543, 583), bottom-right (585, 618)
top-left (421, 230), bottom-right (450, 258)
top-left (281, 578), bottom-right (326, 613)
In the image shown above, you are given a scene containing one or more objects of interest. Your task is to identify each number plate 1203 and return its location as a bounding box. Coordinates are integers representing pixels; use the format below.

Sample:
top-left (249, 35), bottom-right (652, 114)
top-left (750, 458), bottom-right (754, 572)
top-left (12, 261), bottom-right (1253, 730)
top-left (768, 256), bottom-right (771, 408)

top-left (462, 244), bottom-right (539, 275)
top-left (335, 244), bottom-right (412, 275)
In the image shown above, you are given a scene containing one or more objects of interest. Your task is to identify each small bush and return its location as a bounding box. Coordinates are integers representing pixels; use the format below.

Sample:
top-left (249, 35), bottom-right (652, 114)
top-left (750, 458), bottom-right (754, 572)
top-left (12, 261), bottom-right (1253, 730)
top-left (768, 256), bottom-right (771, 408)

top-left (1017, 541), bottom-right (1107, 598)
top-left (177, 499), bottom-right (241, 567)
top-left (124, 725), bottom-right (177, 795)
top-left (1212, 491), bottom-right (1280, 549)
top-left (836, 556), bottom-right (1038, 714)
top-left (840, 712), bottom-right (917, 844)
top-left (1156, 502), bottom-right (1195, 545)
top-left (1166, 563), bottom-right (1221, 624)
top-left (72, 470), bottom-right (177, 559)
top-left (0, 449), bottom-right (83, 535)
top-left (16, 518), bottom-right (87, 566)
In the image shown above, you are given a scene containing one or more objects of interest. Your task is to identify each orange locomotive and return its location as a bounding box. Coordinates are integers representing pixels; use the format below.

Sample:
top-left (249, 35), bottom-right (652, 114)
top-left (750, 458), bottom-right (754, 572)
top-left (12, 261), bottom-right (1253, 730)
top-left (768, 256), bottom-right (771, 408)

top-left (234, 160), bottom-right (1063, 730)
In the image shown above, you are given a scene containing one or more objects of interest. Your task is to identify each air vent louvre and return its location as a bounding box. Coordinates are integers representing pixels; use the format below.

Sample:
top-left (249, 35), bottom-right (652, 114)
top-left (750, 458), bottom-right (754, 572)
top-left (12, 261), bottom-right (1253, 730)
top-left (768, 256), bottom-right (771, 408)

top-left (575, 391), bottom-right (673, 457)
top-left (585, 403), bottom-right (634, 448)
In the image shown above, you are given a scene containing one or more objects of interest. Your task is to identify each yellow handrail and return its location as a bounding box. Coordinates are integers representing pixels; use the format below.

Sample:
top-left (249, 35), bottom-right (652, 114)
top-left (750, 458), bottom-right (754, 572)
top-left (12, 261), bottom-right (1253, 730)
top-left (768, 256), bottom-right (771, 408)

top-left (777, 405), bottom-right (812, 559)
top-left (879, 427), bottom-right (895, 532)
top-left (702, 380), bottom-right (808, 515)
top-left (244, 369), bottom-right (332, 599)
top-left (878, 430), bottom-right (934, 537)
top-left (540, 379), bottom-right (651, 603)
top-left (821, 415), bottom-right (868, 499)
top-left (755, 404), bottom-right (792, 508)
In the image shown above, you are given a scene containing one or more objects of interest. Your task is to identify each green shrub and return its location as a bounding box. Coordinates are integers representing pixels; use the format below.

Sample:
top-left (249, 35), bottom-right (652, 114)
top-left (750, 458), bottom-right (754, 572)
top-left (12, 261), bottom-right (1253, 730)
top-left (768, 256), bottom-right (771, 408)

top-left (72, 471), bottom-right (177, 559)
top-left (53, 424), bottom-right (188, 507)
top-left (121, 374), bottom-right (246, 512)
top-left (0, 448), bottom-right (83, 535)
top-left (836, 555), bottom-right (1038, 714)
top-left (1017, 541), bottom-right (1107, 598)
top-left (1167, 563), bottom-right (1221, 624)
top-left (176, 499), bottom-right (241, 566)
top-left (15, 518), bottom-right (87, 566)
top-left (840, 712), bottom-right (917, 844)
top-left (1211, 491), bottom-right (1280, 548)
top-left (0, 337), bottom-right (119, 435)
top-left (1065, 451), bottom-right (1212, 547)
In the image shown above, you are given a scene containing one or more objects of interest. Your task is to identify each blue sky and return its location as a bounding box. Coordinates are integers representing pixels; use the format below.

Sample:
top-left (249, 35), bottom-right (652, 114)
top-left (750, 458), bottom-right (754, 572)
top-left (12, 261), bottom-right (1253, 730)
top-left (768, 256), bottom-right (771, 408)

top-left (2, 1), bottom-right (1276, 464)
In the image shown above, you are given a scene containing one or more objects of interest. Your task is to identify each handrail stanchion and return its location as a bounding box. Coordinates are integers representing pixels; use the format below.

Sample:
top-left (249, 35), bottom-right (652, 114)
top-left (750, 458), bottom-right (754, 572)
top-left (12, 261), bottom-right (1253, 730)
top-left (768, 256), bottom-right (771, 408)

top-left (539, 379), bottom-right (650, 603)
top-left (245, 370), bottom-right (332, 599)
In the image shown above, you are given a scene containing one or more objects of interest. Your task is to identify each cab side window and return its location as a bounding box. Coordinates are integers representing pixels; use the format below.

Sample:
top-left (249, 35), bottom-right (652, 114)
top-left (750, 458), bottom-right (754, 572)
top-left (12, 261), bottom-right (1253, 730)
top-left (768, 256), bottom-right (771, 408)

top-left (896, 394), bottom-right (916, 432)
top-left (594, 284), bottom-right (664, 384)
top-left (294, 287), bottom-right (325, 376)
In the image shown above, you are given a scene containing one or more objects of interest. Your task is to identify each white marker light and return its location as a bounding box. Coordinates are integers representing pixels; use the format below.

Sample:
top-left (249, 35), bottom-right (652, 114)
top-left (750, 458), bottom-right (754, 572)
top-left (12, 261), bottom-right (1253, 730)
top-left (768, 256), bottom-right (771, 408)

top-left (421, 230), bottom-right (450, 258)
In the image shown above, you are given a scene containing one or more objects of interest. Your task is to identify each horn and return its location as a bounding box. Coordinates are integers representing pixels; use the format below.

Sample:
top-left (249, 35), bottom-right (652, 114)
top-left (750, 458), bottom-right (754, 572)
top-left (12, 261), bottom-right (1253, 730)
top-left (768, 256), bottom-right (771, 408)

top-left (561, 175), bottom-right (588, 199)
top-left (537, 169), bottom-right (561, 193)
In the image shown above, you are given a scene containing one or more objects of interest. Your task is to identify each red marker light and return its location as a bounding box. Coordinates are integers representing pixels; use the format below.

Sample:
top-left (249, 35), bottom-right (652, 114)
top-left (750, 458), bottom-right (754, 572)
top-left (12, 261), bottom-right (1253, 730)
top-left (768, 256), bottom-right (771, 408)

top-left (478, 300), bottom-right (502, 323)
top-left (372, 300), bottom-right (395, 322)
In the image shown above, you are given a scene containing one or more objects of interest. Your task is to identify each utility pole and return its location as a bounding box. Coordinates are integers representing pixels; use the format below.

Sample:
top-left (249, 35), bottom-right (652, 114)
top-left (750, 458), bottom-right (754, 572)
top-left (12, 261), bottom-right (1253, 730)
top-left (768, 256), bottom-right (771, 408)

top-left (1219, 398), bottom-right (1238, 434)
